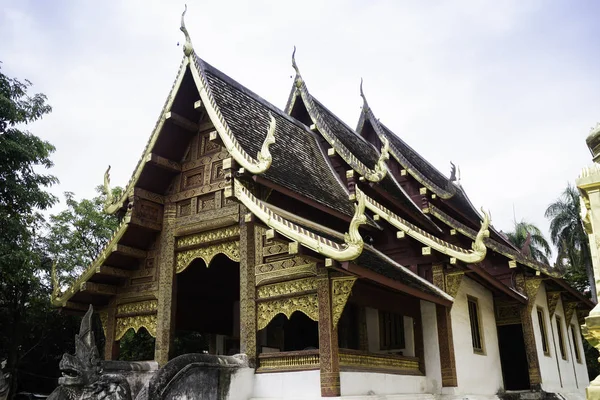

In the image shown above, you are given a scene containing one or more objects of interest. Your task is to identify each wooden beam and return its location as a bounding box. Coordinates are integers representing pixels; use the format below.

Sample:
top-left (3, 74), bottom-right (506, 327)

top-left (130, 215), bottom-right (162, 232)
top-left (344, 263), bottom-right (452, 307)
top-left (166, 111), bottom-right (198, 133)
top-left (133, 188), bottom-right (164, 204)
top-left (94, 265), bottom-right (132, 279)
top-left (80, 282), bottom-right (116, 296)
top-left (146, 153), bottom-right (181, 173)
top-left (113, 245), bottom-right (147, 259)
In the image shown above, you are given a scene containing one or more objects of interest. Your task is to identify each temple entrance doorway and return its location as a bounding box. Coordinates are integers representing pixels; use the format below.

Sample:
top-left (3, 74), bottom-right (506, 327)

top-left (497, 323), bottom-right (530, 390)
top-left (174, 253), bottom-right (240, 358)
top-left (259, 312), bottom-right (319, 352)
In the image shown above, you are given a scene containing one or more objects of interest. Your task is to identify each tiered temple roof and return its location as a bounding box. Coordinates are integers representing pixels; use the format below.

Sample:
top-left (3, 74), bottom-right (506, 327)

top-left (52, 25), bottom-right (593, 316)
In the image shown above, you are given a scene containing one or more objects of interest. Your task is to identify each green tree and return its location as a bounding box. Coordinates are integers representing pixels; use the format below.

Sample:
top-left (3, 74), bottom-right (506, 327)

top-left (545, 184), bottom-right (596, 301)
top-left (46, 186), bottom-right (122, 285)
top-left (0, 62), bottom-right (60, 398)
top-left (505, 220), bottom-right (552, 264)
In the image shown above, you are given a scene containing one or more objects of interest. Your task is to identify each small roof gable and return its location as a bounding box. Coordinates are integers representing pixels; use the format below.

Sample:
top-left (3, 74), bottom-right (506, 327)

top-left (286, 79), bottom-right (439, 232)
top-left (197, 57), bottom-right (358, 220)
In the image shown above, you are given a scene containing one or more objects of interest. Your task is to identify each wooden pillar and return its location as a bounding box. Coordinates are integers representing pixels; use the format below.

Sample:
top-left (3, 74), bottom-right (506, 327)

top-left (154, 202), bottom-right (177, 365)
top-left (239, 213), bottom-right (258, 366)
top-left (432, 264), bottom-right (458, 387)
top-left (516, 273), bottom-right (542, 389)
top-left (317, 265), bottom-right (340, 397)
top-left (104, 305), bottom-right (119, 360)
top-left (436, 304), bottom-right (458, 386)
top-left (358, 305), bottom-right (368, 352)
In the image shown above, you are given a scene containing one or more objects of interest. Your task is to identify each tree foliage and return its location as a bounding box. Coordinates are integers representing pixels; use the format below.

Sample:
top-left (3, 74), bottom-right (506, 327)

top-left (505, 220), bottom-right (552, 264)
top-left (46, 186), bottom-right (122, 285)
top-left (0, 62), bottom-right (78, 398)
top-left (545, 184), bottom-right (596, 301)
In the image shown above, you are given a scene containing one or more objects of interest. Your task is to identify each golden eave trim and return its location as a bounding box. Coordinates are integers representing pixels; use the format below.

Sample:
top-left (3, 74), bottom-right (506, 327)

top-left (51, 214), bottom-right (132, 307)
top-left (234, 178), bottom-right (366, 261)
top-left (358, 188), bottom-right (489, 264)
top-left (292, 49), bottom-right (387, 182)
top-left (359, 94), bottom-right (455, 199)
top-left (103, 57), bottom-right (189, 214)
top-left (187, 52), bottom-right (275, 174)
top-left (428, 204), bottom-right (563, 278)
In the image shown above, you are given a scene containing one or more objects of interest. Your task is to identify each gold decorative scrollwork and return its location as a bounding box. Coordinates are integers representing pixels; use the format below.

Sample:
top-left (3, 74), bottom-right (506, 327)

top-left (331, 277), bottom-right (356, 328)
top-left (445, 273), bottom-right (463, 299)
top-left (257, 294), bottom-right (319, 330)
top-left (176, 241), bottom-right (240, 273)
top-left (176, 226), bottom-right (240, 248)
top-left (117, 300), bottom-right (158, 315)
top-left (546, 292), bottom-right (561, 317)
top-left (257, 277), bottom-right (317, 299)
top-left (115, 314), bottom-right (157, 341)
top-left (98, 310), bottom-right (108, 337)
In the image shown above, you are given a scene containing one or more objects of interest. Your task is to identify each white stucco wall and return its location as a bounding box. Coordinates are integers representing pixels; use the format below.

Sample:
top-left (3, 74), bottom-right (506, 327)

top-left (252, 370), bottom-right (321, 399)
top-left (569, 315), bottom-right (591, 391)
top-left (450, 275), bottom-right (503, 395)
top-left (421, 300), bottom-right (442, 394)
top-left (532, 281), bottom-right (588, 396)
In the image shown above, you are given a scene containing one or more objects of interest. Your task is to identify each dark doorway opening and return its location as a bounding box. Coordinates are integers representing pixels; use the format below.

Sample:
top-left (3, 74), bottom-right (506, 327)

top-left (174, 254), bottom-right (240, 357)
top-left (260, 312), bottom-right (319, 352)
top-left (497, 324), bottom-right (530, 390)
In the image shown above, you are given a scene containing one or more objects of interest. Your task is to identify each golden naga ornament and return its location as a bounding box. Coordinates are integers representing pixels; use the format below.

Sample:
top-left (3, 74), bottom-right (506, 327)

top-left (234, 178), bottom-right (366, 261)
top-left (103, 165), bottom-right (121, 214)
top-left (292, 48), bottom-right (388, 182)
top-left (358, 187), bottom-right (490, 264)
top-left (181, 6), bottom-right (276, 175)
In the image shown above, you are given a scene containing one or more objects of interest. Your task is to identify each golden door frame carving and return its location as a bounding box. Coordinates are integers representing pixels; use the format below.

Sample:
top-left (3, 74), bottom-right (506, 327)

top-left (176, 240), bottom-right (240, 273)
top-left (115, 314), bottom-right (158, 341)
top-left (257, 294), bottom-right (319, 330)
top-left (331, 277), bottom-right (356, 328)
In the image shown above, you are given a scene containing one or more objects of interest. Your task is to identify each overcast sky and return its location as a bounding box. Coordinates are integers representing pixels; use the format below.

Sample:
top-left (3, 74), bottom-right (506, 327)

top-left (2, 1), bottom-right (600, 259)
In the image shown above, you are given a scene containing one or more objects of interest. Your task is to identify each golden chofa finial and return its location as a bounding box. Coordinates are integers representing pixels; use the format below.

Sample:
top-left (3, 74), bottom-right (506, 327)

top-left (360, 78), bottom-right (369, 113)
top-left (292, 46), bottom-right (302, 87)
top-left (180, 4), bottom-right (193, 56)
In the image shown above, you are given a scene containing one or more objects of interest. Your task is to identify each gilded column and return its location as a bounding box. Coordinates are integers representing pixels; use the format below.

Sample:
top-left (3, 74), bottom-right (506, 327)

top-left (103, 304), bottom-right (119, 360)
top-left (154, 202), bottom-right (177, 365)
top-left (239, 211), bottom-right (258, 366)
top-left (317, 265), bottom-right (340, 397)
top-left (516, 273), bottom-right (542, 388)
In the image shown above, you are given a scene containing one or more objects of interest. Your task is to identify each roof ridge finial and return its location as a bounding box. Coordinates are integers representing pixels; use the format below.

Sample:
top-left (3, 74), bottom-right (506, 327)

top-left (360, 78), bottom-right (369, 113)
top-left (291, 46), bottom-right (303, 87)
top-left (180, 4), bottom-right (193, 56)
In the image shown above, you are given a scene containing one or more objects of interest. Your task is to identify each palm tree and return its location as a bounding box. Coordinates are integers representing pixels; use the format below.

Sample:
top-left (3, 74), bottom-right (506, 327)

top-left (545, 184), bottom-right (597, 302)
top-left (505, 220), bottom-right (552, 265)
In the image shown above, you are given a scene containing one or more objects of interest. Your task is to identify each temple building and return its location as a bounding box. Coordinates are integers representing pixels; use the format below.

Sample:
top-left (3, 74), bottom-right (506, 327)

top-left (51, 15), bottom-right (594, 400)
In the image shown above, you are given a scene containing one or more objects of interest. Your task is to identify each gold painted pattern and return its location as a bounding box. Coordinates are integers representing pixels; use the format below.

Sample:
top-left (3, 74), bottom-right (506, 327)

top-left (115, 314), bottom-right (157, 341)
top-left (176, 226), bottom-right (240, 248)
top-left (117, 300), bottom-right (158, 315)
top-left (258, 352), bottom-right (320, 372)
top-left (339, 352), bottom-right (420, 372)
top-left (331, 277), bottom-right (356, 328)
top-left (257, 278), bottom-right (317, 299)
top-left (176, 241), bottom-right (240, 273)
top-left (257, 294), bottom-right (319, 330)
